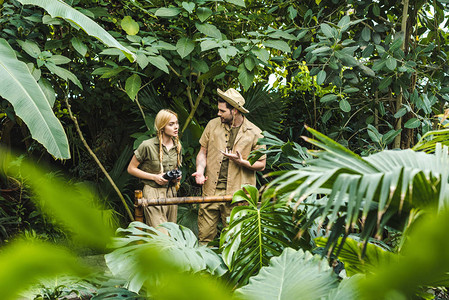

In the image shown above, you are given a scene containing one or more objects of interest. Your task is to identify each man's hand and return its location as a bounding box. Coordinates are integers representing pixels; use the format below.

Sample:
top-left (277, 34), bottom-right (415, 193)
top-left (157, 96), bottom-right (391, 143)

top-left (192, 172), bottom-right (207, 185)
top-left (221, 148), bottom-right (244, 165)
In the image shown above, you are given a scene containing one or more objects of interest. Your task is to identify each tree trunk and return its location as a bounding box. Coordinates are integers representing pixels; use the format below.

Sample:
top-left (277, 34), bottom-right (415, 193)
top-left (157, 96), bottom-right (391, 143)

top-left (393, 0), bottom-right (409, 149)
top-left (64, 96), bottom-right (134, 222)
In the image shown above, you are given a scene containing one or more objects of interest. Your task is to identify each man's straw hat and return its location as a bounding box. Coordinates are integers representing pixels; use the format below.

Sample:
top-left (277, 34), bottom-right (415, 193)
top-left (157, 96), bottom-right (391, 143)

top-left (217, 88), bottom-right (249, 114)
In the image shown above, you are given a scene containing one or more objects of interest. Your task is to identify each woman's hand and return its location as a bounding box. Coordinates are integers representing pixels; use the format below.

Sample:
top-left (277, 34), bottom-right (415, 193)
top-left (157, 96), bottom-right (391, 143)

top-left (153, 174), bottom-right (169, 185)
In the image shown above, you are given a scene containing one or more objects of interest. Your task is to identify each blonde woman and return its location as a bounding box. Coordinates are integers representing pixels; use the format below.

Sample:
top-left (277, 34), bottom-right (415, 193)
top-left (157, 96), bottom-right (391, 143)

top-left (127, 109), bottom-right (182, 231)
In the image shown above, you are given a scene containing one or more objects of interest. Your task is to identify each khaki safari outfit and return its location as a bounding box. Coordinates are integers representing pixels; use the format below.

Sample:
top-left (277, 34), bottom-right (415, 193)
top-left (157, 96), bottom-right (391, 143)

top-left (134, 136), bottom-right (181, 229)
top-left (197, 88), bottom-right (265, 243)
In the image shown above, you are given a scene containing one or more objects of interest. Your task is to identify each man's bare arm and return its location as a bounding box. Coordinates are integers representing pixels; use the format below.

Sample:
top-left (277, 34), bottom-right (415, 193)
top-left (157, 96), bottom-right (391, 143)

top-left (192, 146), bottom-right (208, 184)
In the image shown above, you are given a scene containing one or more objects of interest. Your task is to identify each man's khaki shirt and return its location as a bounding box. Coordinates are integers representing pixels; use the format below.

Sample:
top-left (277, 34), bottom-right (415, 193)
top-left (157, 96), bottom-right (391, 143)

top-left (199, 117), bottom-right (265, 196)
top-left (134, 137), bottom-right (181, 188)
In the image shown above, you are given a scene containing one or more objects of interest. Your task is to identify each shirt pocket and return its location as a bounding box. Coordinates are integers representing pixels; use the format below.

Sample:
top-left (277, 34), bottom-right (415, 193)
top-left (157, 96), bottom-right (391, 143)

top-left (148, 158), bottom-right (162, 172)
top-left (235, 135), bottom-right (254, 158)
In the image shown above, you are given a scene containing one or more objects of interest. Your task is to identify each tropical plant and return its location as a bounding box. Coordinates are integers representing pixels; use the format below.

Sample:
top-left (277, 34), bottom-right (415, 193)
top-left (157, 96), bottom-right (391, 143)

top-left (266, 126), bottom-right (449, 254)
top-left (315, 236), bottom-right (395, 277)
top-left (412, 128), bottom-right (449, 153)
top-left (241, 83), bottom-right (285, 134)
top-left (219, 185), bottom-right (307, 289)
top-left (0, 38), bottom-right (70, 159)
top-left (235, 247), bottom-right (360, 300)
top-left (105, 221), bottom-right (227, 294)
top-left (5, 138), bottom-right (449, 299)
top-left (95, 144), bottom-right (134, 226)
top-left (1, 149), bottom-right (114, 249)
top-left (259, 0), bottom-right (449, 155)
top-left (358, 208), bottom-right (449, 299)
top-left (249, 130), bottom-right (311, 171)
top-left (86, 0), bottom-right (300, 140)
top-left (0, 0), bottom-right (135, 159)
top-left (0, 152), bottom-right (236, 300)
top-left (22, 275), bottom-right (98, 300)
top-left (0, 156), bottom-right (70, 244)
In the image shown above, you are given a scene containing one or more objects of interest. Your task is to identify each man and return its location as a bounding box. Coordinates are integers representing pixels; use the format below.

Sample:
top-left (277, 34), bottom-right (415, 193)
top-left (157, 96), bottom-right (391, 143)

top-left (192, 88), bottom-right (266, 244)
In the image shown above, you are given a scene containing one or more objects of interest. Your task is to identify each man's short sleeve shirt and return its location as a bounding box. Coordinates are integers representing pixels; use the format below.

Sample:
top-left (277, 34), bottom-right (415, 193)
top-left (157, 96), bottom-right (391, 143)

top-left (199, 117), bottom-right (265, 196)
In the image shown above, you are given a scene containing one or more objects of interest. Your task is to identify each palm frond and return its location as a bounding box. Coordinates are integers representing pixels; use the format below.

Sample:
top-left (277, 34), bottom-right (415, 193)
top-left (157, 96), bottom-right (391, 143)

top-left (412, 129), bottom-right (449, 153)
top-left (266, 127), bottom-right (449, 252)
top-left (139, 85), bottom-right (166, 114)
top-left (98, 144), bottom-right (134, 201)
top-left (243, 83), bottom-right (284, 133)
top-left (315, 236), bottom-right (395, 276)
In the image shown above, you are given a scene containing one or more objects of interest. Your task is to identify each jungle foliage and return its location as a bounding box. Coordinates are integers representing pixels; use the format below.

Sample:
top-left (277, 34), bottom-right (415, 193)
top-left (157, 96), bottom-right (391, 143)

top-left (3, 0), bottom-right (449, 299)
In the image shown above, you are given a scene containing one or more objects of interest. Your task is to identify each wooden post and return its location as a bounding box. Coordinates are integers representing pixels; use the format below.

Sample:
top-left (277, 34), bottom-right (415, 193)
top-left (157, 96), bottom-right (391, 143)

top-left (134, 190), bottom-right (144, 223)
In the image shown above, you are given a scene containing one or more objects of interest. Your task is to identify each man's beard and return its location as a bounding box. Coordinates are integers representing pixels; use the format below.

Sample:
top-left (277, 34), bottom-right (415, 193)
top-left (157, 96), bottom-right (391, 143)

top-left (221, 114), bottom-right (233, 124)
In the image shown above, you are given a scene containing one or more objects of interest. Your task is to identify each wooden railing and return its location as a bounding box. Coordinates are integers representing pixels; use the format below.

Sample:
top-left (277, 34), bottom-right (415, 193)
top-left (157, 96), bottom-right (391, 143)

top-left (133, 190), bottom-right (232, 222)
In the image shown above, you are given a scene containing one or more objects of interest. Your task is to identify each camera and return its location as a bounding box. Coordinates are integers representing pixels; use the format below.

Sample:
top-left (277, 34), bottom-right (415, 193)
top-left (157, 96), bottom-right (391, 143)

top-left (163, 169), bottom-right (182, 181)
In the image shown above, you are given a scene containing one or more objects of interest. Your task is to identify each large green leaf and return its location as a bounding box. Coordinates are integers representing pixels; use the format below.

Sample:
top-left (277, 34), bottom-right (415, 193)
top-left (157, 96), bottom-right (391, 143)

top-left (18, 0), bottom-right (136, 62)
top-left (251, 48), bottom-right (270, 64)
top-left (238, 63), bottom-right (254, 90)
top-left (121, 16), bottom-right (139, 35)
top-left (45, 62), bottom-right (82, 88)
top-left (106, 222), bottom-right (227, 293)
top-left (218, 45), bottom-right (238, 63)
top-left (196, 7), bottom-right (213, 22)
top-left (235, 248), bottom-right (340, 300)
top-left (148, 54), bottom-right (170, 73)
top-left (201, 40), bottom-right (221, 52)
top-left (176, 37), bottom-right (195, 58)
top-left (0, 38), bottom-right (70, 159)
top-left (17, 40), bottom-right (41, 58)
top-left (71, 37), bottom-right (87, 56)
top-left (220, 185), bottom-right (304, 288)
top-left (125, 74), bottom-right (141, 100)
top-left (195, 22), bottom-right (222, 39)
top-left (262, 39), bottom-right (291, 53)
top-left (155, 7), bottom-right (182, 17)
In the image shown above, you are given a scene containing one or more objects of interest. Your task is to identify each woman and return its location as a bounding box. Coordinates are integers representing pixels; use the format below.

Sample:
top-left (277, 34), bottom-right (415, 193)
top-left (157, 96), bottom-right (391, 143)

top-left (127, 109), bottom-right (182, 232)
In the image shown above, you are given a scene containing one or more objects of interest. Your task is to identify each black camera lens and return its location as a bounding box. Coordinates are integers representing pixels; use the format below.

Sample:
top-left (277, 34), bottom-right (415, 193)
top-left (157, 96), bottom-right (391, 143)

top-left (163, 169), bottom-right (182, 180)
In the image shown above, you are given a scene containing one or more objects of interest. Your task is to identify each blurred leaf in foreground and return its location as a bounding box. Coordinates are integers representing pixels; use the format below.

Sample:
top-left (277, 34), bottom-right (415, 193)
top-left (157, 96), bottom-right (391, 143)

top-left (1, 149), bottom-right (114, 249)
top-left (0, 240), bottom-right (90, 300)
top-left (359, 209), bottom-right (449, 299)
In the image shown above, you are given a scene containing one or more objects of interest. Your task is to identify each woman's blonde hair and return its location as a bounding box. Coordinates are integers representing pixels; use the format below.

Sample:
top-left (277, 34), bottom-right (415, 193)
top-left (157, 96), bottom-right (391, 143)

top-left (155, 109), bottom-right (182, 175)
